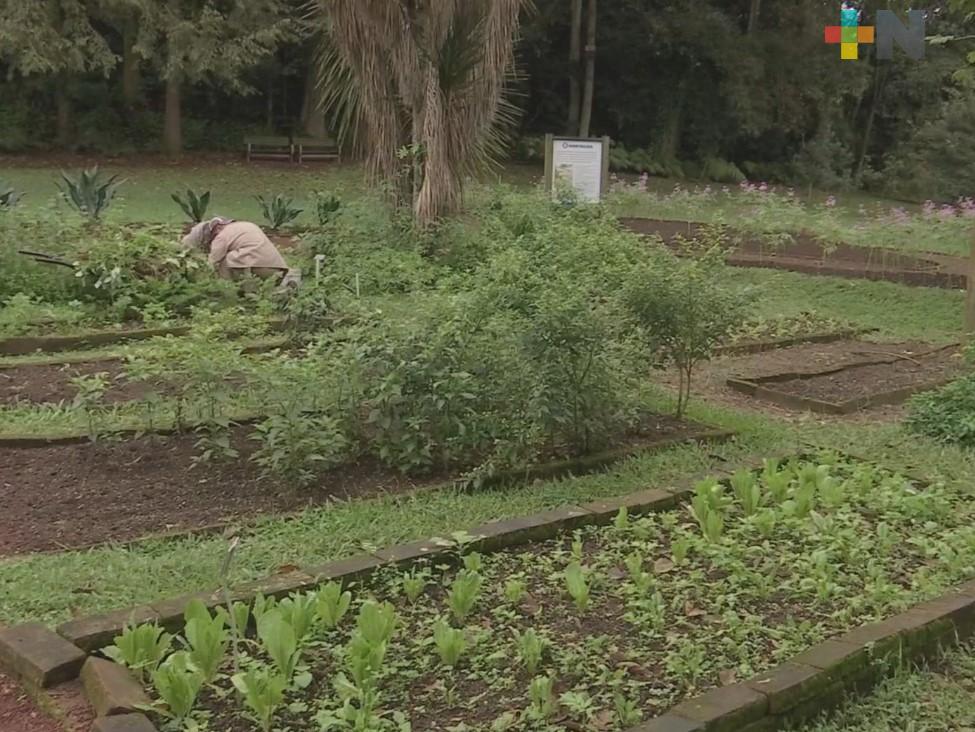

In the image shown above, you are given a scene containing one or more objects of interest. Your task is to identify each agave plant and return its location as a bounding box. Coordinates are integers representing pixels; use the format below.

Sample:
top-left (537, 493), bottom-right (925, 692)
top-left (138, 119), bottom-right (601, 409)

top-left (171, 189), bottom-right (211, 223)
top-left (0, 181), bottom-right (22, 210)
top-left (256, 194), bottom-right (303, 230)
top-left (57, 167), bottom-right (124, 221)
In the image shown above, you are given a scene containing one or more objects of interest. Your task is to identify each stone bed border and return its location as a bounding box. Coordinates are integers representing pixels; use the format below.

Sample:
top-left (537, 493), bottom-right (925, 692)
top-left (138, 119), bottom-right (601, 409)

top-left (1, 449), bottom-right (970, 732)
top-left (0, 319), bottom-right (289, 357)
top-left (712, 328), bottom-right (870, 358)
top-left (0, 336), bottom-right (289, 371)
top-left (726, 343), bottom-right (961, 416)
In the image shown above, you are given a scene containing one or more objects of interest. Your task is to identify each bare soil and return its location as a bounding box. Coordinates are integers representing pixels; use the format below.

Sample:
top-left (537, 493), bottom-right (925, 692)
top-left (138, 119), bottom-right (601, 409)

top-left (659, 340), bottom-right (956, 423)
top-left (620, 218), bottom-right (968, 288)
top-left (0, 417), bottom-right (707, 556)
top-left (768, 348), bottom-right (962, 405)
top-left (0, 361), bottom-right (169, 406)
top-left (0, 673), bottom-right (91, 732)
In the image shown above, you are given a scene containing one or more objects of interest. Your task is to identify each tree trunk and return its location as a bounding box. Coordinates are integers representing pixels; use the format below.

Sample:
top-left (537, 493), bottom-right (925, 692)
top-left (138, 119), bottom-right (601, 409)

top-left (578, 0), bottom-right (597, 138)
top-left (854, 64), bottom-right (887, 183)
top-left (966, 233), bottom-right (975, 337)
top-left (55, 78), bottom-right (72, 147)
top-left (301, 63), bottom-right (327, 138)
top-left (566, 0), bottom-right (583, 135)
top-left (163, 74), bottom-right (182, 157)
top-left (747, 0), bottom-right (762, 34)
top-left (121, 18), bottom-right (141, 107)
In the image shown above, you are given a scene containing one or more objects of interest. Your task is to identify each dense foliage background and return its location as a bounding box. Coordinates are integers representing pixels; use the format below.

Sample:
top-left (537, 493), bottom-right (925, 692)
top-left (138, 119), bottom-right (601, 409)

top-left (1, 1), bottom-right (974, 200)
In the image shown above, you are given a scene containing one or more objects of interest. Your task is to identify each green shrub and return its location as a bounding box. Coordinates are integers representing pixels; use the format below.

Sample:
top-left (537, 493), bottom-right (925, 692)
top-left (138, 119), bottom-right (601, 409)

top-left (907, 374), bottom-right (975, 448)
top-left (73, 230), bottom-right (237, 320)
top-left (625, 252), bottom-right (750, 416)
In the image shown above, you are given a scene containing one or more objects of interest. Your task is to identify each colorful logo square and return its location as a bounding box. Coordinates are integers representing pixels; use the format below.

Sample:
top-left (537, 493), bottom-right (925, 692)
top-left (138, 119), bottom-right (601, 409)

top-left (825, 6), bottom-right (875, 61)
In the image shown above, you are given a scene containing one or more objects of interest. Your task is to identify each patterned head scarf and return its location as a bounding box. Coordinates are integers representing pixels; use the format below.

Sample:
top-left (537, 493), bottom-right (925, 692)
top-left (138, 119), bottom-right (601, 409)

top-left (181, 217), bottom-right (234, 252)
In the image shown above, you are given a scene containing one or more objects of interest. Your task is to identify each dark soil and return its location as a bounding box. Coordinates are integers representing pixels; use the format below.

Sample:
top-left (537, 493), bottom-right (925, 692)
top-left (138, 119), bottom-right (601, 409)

top-left (761, 347), bottom-right (963, 405)
top-left (0, 673), bottom-right (91, 732)
top-left (0, 417), bottom-right (708, 556)
top-left (620, 218), bottom-right (968, 288)
top-left (0, 360), bottom-right (170, 406)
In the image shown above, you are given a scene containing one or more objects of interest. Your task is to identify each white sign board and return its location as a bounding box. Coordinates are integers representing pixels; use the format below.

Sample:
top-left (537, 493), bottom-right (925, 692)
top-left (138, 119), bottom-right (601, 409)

top-left (549, 137), bottom-right (606, 202)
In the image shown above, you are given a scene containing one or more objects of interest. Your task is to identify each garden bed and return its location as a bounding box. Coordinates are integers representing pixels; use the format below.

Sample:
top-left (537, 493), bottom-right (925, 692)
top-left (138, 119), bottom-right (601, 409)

top-left (727, 344), bottom-right (962, 415)
top-left (27, 451), bottom-right (975, 732)
top-left (0, 418), bottom-right (727, 556)
top-left (620, 218), bottom-right (969, 289)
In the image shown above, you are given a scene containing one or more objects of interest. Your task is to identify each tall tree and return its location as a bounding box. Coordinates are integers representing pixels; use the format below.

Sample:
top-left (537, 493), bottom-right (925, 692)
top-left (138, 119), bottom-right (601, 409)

top-left (566, 0), bottom-right (582, 134)
top-left (0, 0), bottom-right (115, 145)
top-left (577, 0), bottom-right (597, 137)
top-left (320, 0), bottom-right (526, 225)
top-left (128, 0), bottom-right (298, 156)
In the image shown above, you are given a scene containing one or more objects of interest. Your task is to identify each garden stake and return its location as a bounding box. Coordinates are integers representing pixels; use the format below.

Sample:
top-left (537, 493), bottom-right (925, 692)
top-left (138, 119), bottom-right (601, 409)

top-left (220, 533), bottom-right (243, 680)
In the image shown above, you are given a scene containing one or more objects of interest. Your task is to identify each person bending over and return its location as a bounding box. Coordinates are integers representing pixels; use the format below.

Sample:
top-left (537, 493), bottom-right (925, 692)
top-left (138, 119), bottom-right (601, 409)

top-left (181, 217), bottom-right (299, 288)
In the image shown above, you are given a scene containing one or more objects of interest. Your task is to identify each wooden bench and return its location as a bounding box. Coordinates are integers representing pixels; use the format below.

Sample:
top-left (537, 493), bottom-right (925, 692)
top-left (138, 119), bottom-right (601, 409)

top-left (244, 136), bottom-right (293, 162)
top-left (293, 136), bottom-right (340, 164)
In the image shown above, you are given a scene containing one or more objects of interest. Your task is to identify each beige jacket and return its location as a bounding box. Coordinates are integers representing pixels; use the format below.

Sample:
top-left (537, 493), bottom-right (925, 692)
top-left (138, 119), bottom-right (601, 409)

top-left (208, 222), bottom-right (289, 274)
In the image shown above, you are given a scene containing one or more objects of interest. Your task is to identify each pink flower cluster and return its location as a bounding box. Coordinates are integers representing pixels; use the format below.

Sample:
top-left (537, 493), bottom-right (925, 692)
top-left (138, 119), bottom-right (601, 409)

top-left (739, 180), bottom-right (771, 194)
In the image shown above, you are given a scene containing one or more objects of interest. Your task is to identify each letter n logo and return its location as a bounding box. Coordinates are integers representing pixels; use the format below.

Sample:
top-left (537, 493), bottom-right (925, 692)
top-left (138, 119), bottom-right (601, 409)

top-left (876, 10), bottom-right (926, 60)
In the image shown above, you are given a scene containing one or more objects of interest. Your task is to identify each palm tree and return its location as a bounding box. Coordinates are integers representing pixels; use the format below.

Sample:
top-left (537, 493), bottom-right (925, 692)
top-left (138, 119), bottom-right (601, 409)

top-left (316, 0), bottom-right (526, 225)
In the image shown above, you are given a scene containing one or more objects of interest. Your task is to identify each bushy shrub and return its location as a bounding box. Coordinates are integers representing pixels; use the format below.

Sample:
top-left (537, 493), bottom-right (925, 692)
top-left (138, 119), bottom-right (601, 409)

top-left (74, 230), bottom-right (237, 320)
top-left (624, 251), bottom-right (750, 416)
top-left (907, 374), bottom-right (975, 448)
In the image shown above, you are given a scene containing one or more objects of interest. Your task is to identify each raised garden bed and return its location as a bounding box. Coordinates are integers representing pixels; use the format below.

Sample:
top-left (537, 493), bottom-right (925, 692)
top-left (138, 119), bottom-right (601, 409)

top-left (0, 419), bottom-right (732, 556)
top-left (0, 320), bottom-right (287, 357)
top-left (727, 344), bottom-right (962, 415)
top-left (620, 218), bottom-right (969, 289)
top-left (4, 451), bottom-right (974, 732)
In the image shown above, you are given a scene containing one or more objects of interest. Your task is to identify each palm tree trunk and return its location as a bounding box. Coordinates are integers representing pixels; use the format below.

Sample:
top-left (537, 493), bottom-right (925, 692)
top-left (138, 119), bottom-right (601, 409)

top-left (578, 0), bottom-right (597, 138)
top-left (566, 0), bottom-right (583, 135)
top-left (163, 74), bottom-right (182, 157)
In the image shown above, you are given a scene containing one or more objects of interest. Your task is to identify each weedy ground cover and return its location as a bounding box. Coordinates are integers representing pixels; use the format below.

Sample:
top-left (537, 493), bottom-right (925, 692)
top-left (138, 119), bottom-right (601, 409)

top-left (790, 641), bottom-right (975, 732)
top-left (106, 453), bottom-right (975, 731)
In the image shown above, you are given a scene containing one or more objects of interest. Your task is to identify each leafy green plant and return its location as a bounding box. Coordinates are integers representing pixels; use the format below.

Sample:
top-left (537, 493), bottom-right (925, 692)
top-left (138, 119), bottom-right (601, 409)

top-left (690, 478), bottom-right (729, 542)
top-left (564, 562), bottom-right (591, 612)
top-left (908, 375), bottom-right (975, 449)
top-left (731, 469), bottom-right (763, 516)
top-left (447, 570), bottom-right (483, 622)
top-left (503, 578), bottom-right (526, 605)
top-left (182, 599), bottom-right (229, 683)
top-left (277, 592), bottom-right (318, 643)
top-left (252, 410), bottom-right (350, 487)
top-left (315, 191), bottom-right (342, 225)
top-left (256, 194), bottom-right (303, 230)
top-left (315, 582), bottom-right (353, 629)
top-left (232, 664), bottom-right (286, 732)
top-left (614, 693), bottom-right (643, 726)
top-left (171, 189), bottom-right (211, 223)
top-left (151, 650), bottom-right (204, 724)
top-left (527, 675), bottom-right (556, 720)
top-left (69, 371), bottom-right (108, 442)
top-left (401, 570), bottom-right (428, 604)
top-left (104, 622), bottom-right (173, 683)
top-left (514, 628), bottom-right (545, 674)
top-left (57, 166), bottom-right (124, 221)
top-left (256, 609), bottom-right (301, 682)
top-left (432, 617), bottom-right (467, 667)
top-left (462, 552), bottom-right (484, 573)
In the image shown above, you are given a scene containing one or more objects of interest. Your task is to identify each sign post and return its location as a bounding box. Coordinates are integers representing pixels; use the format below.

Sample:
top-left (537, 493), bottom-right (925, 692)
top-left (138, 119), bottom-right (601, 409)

top-left (544, 134), bottom-right (610, 202)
